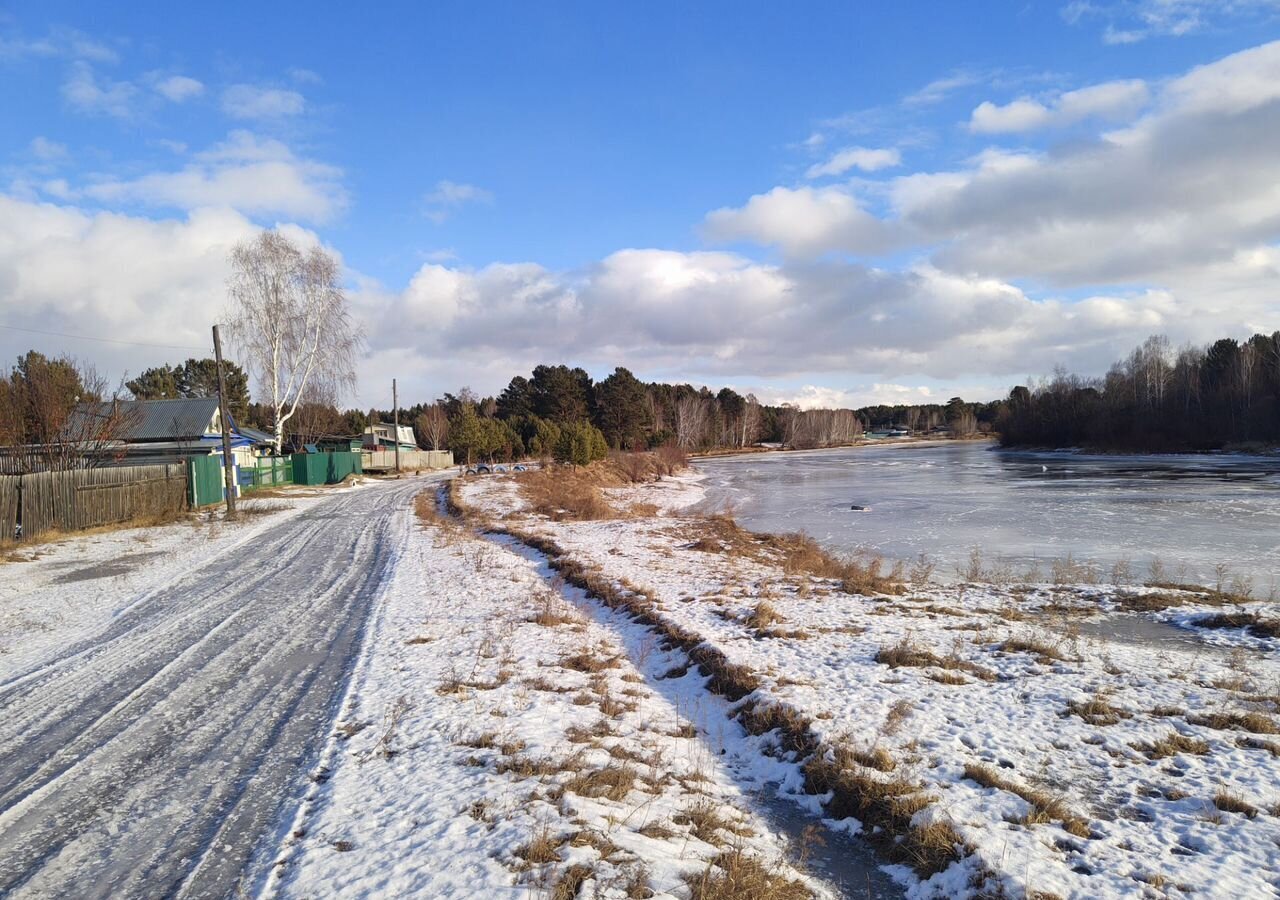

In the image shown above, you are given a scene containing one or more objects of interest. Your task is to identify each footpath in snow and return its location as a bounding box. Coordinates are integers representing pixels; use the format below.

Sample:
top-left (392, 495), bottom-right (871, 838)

top-left (448, 468), bottom-right (1280, 900)
top-left (277, 489), bottom-right (849, 899)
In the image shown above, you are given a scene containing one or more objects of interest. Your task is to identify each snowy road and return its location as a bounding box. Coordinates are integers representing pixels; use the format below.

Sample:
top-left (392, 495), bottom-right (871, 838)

top-left (0, 476), bottom-right (439, 899)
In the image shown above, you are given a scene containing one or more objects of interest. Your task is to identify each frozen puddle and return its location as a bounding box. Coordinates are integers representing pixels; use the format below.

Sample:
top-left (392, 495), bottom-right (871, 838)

top-left (487, 532), bottom-right (903, 900)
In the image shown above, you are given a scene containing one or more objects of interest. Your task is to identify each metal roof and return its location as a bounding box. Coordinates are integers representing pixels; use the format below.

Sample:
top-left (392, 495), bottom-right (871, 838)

top-left (64, 397), bottom-right (222, 441)
top-left (237, 425), bottom-right (275, 445)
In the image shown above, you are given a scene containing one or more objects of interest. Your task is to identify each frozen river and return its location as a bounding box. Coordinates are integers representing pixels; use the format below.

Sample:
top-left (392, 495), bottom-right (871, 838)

top-left (695, 442), bottom-right (1280, 595)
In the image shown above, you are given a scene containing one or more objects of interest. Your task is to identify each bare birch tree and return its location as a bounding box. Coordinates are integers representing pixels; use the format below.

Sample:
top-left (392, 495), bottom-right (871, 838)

top-left (416, 403), bottom-right (449, 451)
top-left (226, 230), bottom-right (362, 454)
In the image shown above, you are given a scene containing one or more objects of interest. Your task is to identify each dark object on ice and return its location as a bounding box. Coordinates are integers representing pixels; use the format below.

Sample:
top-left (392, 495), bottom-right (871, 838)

top-left (850, 504), bottom-right (870, 511)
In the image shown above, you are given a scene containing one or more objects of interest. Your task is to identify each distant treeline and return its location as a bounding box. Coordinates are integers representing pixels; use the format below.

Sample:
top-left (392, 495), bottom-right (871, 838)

top-left (998, 333), bottom-right (1280, 452)
top-left (369, 365), bottom-right (1003, 463)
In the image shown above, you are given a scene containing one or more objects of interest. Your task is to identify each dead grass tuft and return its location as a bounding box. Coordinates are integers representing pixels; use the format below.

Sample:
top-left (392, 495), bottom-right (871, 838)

top-left (875, 636), bottom-right (997, 681)
top-left (1187, 711), bottom-right (1279, 734)
top-left (1136, 731), bottom-right (1211, 759)
top-left (963, 763), bottom-right (1090, 837)
top-left (674, 799), bottom-right (754, 846)
top-left (1064, 693), bottom-right (1131, 726)
top-left (1213, 789), bottom-right (1258, 818)
top-left (560, 650), bottom-right (621, 673)
top-left (1001, 635), bottom-right (1068, 662)
top-left (1195, 612), bottom-right (1280, 639)
top-left (515, 825), bottom-right (566, 866)
top-left (735, 701), bottom-right (818, 757)
top-left (744, 600), bottom-right (784, 632)
top-left (551, 863), bottom-right (595, 900)
top-left (684, 848), bottom-right (813, 900)
top-left (563, 766), bottom-right (638, 802)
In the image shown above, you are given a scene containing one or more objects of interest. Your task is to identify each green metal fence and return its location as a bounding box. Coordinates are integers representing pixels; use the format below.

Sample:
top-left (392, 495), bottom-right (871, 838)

top-left (244, 458), bottom-right (293, 490)
top-left (291, 451), bottom-right (362, 486)
top-left (188, 455), bottom-right (226, 507)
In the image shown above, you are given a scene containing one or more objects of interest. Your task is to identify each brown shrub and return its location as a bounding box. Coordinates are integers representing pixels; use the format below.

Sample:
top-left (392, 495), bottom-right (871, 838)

top-left (744, 600), bottom-right (784, 631)
top-left (674, 800), bottom-right (753, 846)
top-left (736, 702), bottom-right (818, 757)
top-left (515, 825), bottom-right (566, 865)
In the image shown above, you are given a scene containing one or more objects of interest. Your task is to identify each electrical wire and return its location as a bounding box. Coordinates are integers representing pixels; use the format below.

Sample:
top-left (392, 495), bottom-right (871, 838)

top-left (0, 322), bottom-right (209, 353)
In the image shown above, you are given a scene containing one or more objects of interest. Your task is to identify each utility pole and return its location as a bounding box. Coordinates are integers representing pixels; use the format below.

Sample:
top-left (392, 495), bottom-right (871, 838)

top-left (212, 324), bottom-right (237, 519)
top-left (392, 378), bottom-right (401, 476)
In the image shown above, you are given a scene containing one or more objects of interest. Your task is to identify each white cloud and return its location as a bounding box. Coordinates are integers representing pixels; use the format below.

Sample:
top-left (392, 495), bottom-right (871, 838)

top-left (82, 131), bottom-right (346, 222)
top-left (29, 137), bottom-right (68, 162)
top-left (703, 186), bottom-right (898, 257)
top-left (220, 84), bottom-right (305, 119)
top-left (969, 79), bottom-right (1149, 133)
top-left (904, 70), bottom-right (985, 106)
top-left (154, 75), bottom-right (204, 103)
top-left (0, 28), bottom-right (118, 63)
top-left (61, 62), bottom-right (136, 118)
top-left (1063, 0), bottom-right (1280, 43)
top-left (288, 67), bottom-right (323, 85)
top-left (806, 147), bottom-right (902, 178)
top-left (423, 180), bottom-right (494, 223)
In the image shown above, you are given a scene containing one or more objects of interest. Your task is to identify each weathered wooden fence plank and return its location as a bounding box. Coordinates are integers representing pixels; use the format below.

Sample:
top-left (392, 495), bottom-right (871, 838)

top-left (14, 463), bottom-right (188, 541)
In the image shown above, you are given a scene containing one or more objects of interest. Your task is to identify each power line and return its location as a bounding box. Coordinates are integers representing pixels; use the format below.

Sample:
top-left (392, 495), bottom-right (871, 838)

top-left (0, 322), bottom-right (209, 353)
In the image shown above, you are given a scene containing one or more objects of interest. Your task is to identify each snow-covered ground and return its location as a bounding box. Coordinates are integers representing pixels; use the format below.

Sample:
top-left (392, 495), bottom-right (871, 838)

top-left (0, 488), bottom-right (346, 678)
top-left (277, 489), bottom-right (843, 899)
top-left (455, 472), bottom-right (1280, 900)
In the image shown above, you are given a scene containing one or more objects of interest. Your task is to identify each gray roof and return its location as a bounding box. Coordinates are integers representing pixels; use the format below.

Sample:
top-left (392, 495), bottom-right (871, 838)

top-left (238, 425), bottom-right (275, 445)
top-left (64, 397), bottom-right (221, 441)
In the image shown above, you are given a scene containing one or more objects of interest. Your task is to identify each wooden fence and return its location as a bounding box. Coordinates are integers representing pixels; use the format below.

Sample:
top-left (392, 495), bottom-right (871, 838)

top-left (1, 463), bottom-right (188, 542)
top-left (361, 449), bottom-right (454, 472)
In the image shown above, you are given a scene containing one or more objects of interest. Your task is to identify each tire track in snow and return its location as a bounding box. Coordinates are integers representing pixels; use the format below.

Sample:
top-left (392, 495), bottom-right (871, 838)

top-left (0, 476), bottom-right (441, 899)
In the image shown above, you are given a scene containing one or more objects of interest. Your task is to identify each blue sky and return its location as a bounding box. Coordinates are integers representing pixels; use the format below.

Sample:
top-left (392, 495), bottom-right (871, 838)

top-left (2, 1), bottom-right (1279, 409)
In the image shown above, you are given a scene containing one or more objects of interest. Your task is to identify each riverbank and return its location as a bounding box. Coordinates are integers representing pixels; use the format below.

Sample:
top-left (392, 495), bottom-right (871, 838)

top-left (690, 436), bottom-right (992, 462)
top-left (454, 467), bottom-right (1280, 899)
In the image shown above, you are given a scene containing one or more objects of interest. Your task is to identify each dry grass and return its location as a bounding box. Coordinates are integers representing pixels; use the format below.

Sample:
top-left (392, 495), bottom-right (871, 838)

top-left (563, 766), bottom-right (638, 803)
top-left (515, 825), bottom-right (566, 866)
top-left (1238, 736), bottom-right (1280, 757)
top-left (673, 800), bottom-right (754, 846)
top-left (560, 650), bottom-right (621, 673)
top-left (1195, 612), bottom-right (1280, 639)
top-left (1187, 711), bottom-right (1279, 734)
top-left (875, 636), bottom-right (998, 681)
top-left (531, 594), bottom-right (584, 627)
top-left (1064, 693), bottom-right (1131, 726)
top-left (684, 848), bottom-right (813, 900)
top-left (1000, 635), bottom-right (1068, 662)
top-left (735, 702), bottom-right (818, 757)
top-left (518, 466), bottom-right (623, 521)
top-left (551, 863), bottom-right (595, 900)
top-left (1213, 789), bottom-right (1259, 818)
top-left (963, 763), bottom-right (1090, 837)
top-left (743, 600), bottom-right (784, 632)
top-left (802, 747), bottom-right (962, 874)
top-left (1135, 731), bottom-right (1211, 759)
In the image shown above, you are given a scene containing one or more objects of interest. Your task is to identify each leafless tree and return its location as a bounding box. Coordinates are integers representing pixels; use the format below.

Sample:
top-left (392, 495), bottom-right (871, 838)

top-left (674, 395), bottom-right (711, 448)
top-left (416, 403), bottom-right (449, 451)
top-left (0, 358), bottom-right (138, 473)
top-left (226, 230), bottom-right (362, 454)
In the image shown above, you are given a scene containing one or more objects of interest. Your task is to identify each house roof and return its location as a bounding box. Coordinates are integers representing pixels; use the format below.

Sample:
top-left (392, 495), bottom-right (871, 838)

top-left (64, 397), bottom-right (222, 441)
top-left (238, 425), bottom-right (274, 445)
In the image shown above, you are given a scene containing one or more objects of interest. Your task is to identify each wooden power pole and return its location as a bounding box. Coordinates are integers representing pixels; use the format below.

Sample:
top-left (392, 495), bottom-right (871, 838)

top-left (392, 378), bottom-right (401, 476)
top-left (212, 324), bottom-right (237, 518)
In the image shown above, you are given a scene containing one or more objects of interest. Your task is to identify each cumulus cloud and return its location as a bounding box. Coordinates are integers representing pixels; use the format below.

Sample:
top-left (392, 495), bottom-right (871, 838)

top-left (154, 75), bottom-right (204, 103)
top-left (221, 84), bottom-right (305, 119)
top-left (82, 131), bottom-right (346, 222)
top-left (61, 62), bottom-right (136, 118)
top-left (969, 79), bottom-right (1149, 132)
top-left (423, 180), bottom-right (493, 223)
top-left (806, 147), bottom-right (902, 178)
top-left (704, 186), bottom-right (898, 257)
top-left (715, 41), bottom-right (1280, 290)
